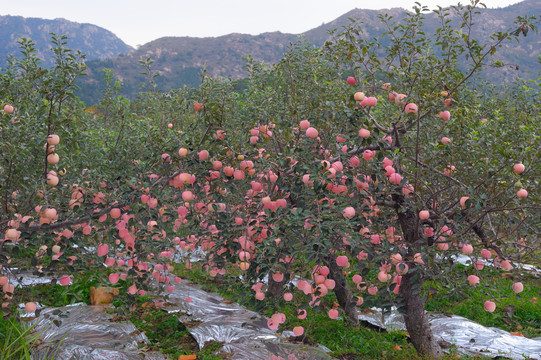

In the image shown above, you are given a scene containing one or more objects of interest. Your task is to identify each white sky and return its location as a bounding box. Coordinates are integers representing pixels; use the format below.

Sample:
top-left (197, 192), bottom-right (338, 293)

top-left (0, 0), bottom-right (523, 47)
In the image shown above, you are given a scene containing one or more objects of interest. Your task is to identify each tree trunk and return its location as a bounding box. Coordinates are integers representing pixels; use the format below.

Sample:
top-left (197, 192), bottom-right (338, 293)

top-left (400, 267), bottom-right (443, 358)
top-left (324, 254), bottom-right (359, 326)
top-left (267, 275), bottom-right (284, 298)
top-left (393, 192), bottom-right (443, 358)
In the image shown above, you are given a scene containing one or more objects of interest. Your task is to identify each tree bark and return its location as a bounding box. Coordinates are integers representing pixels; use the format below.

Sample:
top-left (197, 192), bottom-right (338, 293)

top-left (324, 254), bottom-right (359, 326)
top-left (267, 275), bottom-right (284, 298)
top-left (393, 192), bottom-right (443, 358)
top-left (400, 267), bottom-right (443, 358)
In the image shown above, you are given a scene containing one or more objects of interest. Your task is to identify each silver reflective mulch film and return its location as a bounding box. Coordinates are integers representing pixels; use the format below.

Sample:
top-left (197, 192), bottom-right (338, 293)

top-left (28, 304), bottom-right (166, 360)
top-left (358, 307), bottom-right (541, 360)
top-left (166, 282), bottom-right (332, 360)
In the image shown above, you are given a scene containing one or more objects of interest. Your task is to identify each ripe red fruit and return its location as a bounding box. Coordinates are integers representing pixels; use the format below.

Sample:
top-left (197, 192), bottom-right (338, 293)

top-left (109, 273), bottom-right (120, 284)
top-left (358, 128), bottom-right (370, 138)
top-left (360, 97), bottom-right (378, 107)
top-left (439, 111), bottom-right (451, 121)
top-left (47, 153), bottom-right (59, 164)
top-left (354, 92), bottom-right (365, 101)
top-left (293, 326), bottom-right (304, 336)
top-left (97, 244), bottom-right (109, 257)
top-left (443, 98), bottom-right (456, 107)
top-left (5, 229), bottom-right (20, 241)
top-left (484, 301), bottom-right (496, 312)
top-left (193, 102), bottom-right (204, 112)
top-left (343, 207), bottom-right (355, 219)
top-left (389, 173), bottom-right (403, 185)
top-left (346, 77), bottom-right (356, 86)
top-left (513, 163), bottom-right (525, 174)
top-left (110, 208), bottom-right (121, 219)
top-left (481, 249), bottom-right (492, 259)
top-left (336, 255), bottom-right (349, 267)
top-left (512, 282), bottom-right (524, 293)
top-left (462, 244), bottom-right (473, 255)
top-left (47, 134), bottom-right (60, 145)
top-left (198, 150), bottom-right (209, 161)
top-left (405, 103), bottom-right (418, 114)
top-left (306, 127), bottom-right (318, 139)
top-left (47, 174), bottom-right (59, 186)
top-left (182, 191), bottom-right (194, 201)
top-left (178, 148), bottom-right (188, 157)
top-left (328, 308), bottom-right (339, 319)
top-left (299, 120), bottom-right (310, 130)
top-left (25, 302), bottom-right (37, 313)
top-left (468, 275), bottom-right (480, 286)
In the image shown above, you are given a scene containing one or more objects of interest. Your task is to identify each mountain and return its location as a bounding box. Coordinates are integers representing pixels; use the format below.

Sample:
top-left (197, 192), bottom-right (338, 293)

top-left (77, 0), bottom-right (540, 103)
top-left (0, 15), bottom-right (133, 67)
top-left (79, 32), bottom-right (299, 102)
top-left (78, 8), bottom-right (405, 103)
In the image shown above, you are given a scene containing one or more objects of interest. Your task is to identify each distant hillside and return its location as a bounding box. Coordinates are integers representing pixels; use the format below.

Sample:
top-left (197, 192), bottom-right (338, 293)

top-left (78, 32), bottom-right (299, 102)
top-left (78, 0), bottom-right (540, 104)
top-left (0, 15), bottom-right (133, 67)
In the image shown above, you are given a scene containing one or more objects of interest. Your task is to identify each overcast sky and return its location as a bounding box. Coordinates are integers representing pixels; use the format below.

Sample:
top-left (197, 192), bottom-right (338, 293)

top-left (0, 0), bottom-right (523, 47)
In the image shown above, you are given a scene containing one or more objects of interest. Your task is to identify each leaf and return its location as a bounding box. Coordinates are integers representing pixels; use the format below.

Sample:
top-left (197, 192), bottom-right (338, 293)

top-left (178, 356), bottom-right (197, 360)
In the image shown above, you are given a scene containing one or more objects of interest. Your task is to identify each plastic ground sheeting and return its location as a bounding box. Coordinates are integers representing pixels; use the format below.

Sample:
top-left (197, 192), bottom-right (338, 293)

top-left (167, 282), bottom-right (332, 360)
top-left (5, 269), bottom-right (52, 287)
top-left (10, 267), bottom-right (329, 360)
top-left (358, 307), bottom-right (541, 360)
top-left (29, 304), bottom-right (167, 360)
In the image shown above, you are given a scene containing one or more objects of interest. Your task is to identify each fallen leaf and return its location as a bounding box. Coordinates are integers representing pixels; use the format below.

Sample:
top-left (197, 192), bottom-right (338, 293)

top-left (510, 332), bottom-right (524, 337)
top-left (178, 355), bottom-right (197, 360)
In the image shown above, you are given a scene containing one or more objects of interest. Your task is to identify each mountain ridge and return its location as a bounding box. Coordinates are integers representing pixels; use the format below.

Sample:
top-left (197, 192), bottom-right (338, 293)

top-left (0, 14), bottom-right (133, 67)
top-left (79, 1), bottom-right (539, 103)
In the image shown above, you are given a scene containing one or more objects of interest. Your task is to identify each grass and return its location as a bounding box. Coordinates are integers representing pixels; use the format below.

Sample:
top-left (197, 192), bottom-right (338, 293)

top-left (425, 264), bottom-right (541, 338)
top-left (0, 316), bottom-right (62, 360)
top-left (122, 296), bottom-right (231, 359)
top-left (173, 261), bottom-right (538, 360)
top-left (0, 317), bottom-right (35, 360)
top-left (127, 299), bottom-right (200, 358)
top-left (288, 312), bottom-right (419, 359)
